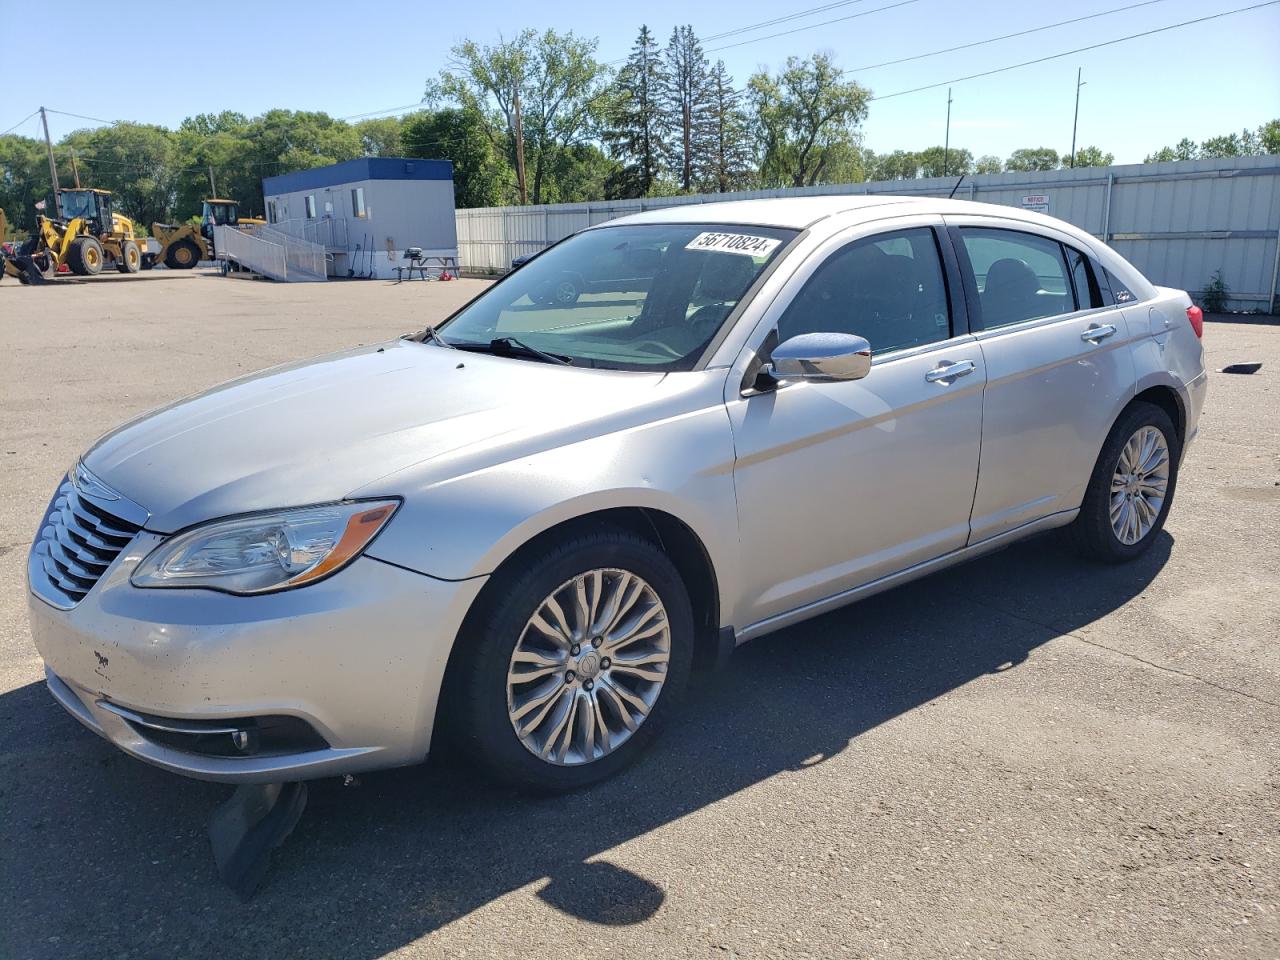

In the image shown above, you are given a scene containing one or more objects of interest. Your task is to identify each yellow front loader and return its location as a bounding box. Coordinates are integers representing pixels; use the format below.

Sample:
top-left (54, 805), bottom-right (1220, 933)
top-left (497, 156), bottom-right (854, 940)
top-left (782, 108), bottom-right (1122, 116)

top-left (1, 189), bottom-right (146, 284)
top-left (147, 199), bottom-right (264, 269)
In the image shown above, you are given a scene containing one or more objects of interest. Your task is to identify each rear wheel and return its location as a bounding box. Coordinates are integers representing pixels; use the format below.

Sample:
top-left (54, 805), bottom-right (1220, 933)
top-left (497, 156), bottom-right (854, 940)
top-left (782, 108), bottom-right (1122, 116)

top-left (1067, 400), bottom-right (1180, 562)
top-left (116, 240), bottom-right (141, 274)
top-left (67, 237), bottom-right (104, 276)
top-left (164, 239), bottom-right (200, 269)
top-left (449, 529), bottom-right (694, 792)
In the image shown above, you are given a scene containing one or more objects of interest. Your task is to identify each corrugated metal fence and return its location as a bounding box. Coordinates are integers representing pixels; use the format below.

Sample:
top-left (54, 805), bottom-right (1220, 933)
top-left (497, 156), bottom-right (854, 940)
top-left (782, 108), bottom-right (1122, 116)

top-left (456, 156), bottom-right (1280, 312)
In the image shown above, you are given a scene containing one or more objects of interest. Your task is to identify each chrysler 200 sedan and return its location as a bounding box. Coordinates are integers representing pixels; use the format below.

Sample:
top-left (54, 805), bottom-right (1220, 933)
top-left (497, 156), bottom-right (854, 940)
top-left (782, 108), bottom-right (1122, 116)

top-left (29, 197), bottom-right (1207, 793)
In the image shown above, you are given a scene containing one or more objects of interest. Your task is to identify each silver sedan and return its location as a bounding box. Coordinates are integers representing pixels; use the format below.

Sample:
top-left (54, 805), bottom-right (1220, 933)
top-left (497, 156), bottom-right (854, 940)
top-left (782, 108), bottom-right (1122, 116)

top-left (27, 197), bottom-right (1208, 792)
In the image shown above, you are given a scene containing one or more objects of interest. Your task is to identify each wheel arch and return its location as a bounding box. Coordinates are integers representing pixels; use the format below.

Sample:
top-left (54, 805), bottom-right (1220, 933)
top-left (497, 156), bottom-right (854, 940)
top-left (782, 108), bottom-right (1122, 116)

top-left (1131, 380), bottom-right (1187, 444)
top-left (432, 505), bottom-right (723, 745)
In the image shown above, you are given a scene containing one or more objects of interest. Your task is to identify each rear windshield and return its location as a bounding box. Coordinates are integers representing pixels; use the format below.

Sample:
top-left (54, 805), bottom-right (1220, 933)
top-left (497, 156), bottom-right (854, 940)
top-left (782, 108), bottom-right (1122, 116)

top-left (438, 223), bottom-right (797, 370)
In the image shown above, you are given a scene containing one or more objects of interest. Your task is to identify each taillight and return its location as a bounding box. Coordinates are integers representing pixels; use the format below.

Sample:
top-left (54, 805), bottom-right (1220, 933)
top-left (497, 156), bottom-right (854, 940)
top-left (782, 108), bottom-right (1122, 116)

top-left (1187, 304), bottom-right (1204, 339)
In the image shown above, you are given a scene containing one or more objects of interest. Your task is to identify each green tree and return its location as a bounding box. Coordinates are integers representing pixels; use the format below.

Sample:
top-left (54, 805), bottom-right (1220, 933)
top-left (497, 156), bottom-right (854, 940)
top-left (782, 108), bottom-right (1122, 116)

top-left (1005, 147), bottom-right (1059, 172)
top-left (602, 25), bottom-right (669, 198)
top-left (1144, 137), bottom-right (1198, 163)
top-left (749, 53), bottom-right (870, 188)
top-left (868, 150), bottom-right (919, 181)
top-left (974, 154), bottom-right (1003, 175)
top-left (705, 60), bottom-right (755, 193)
top-left (63, 122), bottom-right (181, 226)
top-left (355, 117), bottom-right (405, 157)
top-left (661, 25), bottom-right (715, 192)
top-left (917, 145), bottom-right (972, 178)
top-left (1064, 145), bottom-right (1113, 168)
top-left (1259, 119), bottom-right (1280, 155)
top-left (0, 133), bottom-right (54, 233)
top-left (434, 29), bottom-right (606, 205)
top-left (402, 108), bottom-right (512, 207)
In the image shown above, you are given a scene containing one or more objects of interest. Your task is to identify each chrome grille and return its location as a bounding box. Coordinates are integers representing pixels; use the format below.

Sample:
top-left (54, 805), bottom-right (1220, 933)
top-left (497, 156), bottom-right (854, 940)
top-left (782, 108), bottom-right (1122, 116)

top-left (31, 480), bottom-right (142, 606)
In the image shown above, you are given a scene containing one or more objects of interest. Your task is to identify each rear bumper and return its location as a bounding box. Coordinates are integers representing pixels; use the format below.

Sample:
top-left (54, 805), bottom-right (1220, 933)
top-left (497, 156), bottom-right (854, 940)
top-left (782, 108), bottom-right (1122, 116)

top-left (1183, 369), bottom-right (1208, 455)
top-left (29, 547), bottom-right (486, 783)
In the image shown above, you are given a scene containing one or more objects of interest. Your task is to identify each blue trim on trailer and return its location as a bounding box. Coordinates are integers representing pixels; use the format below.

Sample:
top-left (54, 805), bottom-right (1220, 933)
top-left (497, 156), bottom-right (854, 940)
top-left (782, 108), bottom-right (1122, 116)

top-left (263, 157), bottom-right (453, 196)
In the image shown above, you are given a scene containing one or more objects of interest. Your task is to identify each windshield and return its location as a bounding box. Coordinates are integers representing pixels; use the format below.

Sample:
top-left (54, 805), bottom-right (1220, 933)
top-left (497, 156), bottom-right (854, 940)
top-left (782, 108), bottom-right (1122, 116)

top-left (203, 202), bottom-right (237, 225)
top-left (59, 192), bottom-right (97, 221)
top-left (438, 223), bottom-right (796, 371)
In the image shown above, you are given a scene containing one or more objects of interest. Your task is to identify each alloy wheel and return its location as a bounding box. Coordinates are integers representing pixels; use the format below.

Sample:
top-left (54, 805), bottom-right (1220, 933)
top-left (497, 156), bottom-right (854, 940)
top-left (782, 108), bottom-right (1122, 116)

top-left (1110, 425), bottom-right (1170, 545)
top-left (506, 568), bottom-right (671, 766)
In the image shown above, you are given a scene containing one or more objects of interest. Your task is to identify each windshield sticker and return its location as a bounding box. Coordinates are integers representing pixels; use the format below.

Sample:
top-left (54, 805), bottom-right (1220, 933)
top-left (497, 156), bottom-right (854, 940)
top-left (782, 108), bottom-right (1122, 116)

top-left (685, 231), bottom-right (782, 258)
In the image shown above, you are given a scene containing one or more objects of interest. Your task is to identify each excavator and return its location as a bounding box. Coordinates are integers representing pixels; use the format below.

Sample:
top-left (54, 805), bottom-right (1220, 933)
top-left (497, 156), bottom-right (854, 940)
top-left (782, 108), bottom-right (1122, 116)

top-left (1, 188), bottom-right (143, 283)
top-left (146, 199), bottom-right (264, 269)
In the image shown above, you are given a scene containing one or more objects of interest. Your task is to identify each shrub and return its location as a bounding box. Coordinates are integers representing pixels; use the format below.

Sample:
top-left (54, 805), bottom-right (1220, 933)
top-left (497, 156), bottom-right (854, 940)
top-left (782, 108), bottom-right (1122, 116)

top-left (1200, 269), bottom-right (1229, 314)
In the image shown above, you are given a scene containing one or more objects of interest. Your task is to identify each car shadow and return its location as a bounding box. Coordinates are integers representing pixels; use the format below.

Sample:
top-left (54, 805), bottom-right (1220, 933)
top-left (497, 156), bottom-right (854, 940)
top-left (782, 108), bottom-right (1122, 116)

top-left (1, 530), bottom-right (1172, 957)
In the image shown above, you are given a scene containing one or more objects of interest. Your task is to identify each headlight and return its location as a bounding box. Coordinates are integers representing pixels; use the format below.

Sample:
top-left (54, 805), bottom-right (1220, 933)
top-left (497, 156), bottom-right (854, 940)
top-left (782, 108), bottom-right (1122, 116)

top-left (131, 500), bottom-right (399, 594)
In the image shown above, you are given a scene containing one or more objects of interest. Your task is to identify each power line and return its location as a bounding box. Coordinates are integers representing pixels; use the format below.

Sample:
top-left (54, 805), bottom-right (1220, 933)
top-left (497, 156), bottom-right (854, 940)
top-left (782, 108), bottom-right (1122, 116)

top-left (705, 0), bottom-right (919, 53)
top-left (338, 102), bottom-right (428, 122)
top-left (1, 109), bottom-right (40, 137)
top-left (845, 0), bottom-right (1174, 74)
top-left (703, 0), bottom-right (873, 42)
top-left (44, 108), bottom-right (121, 127)
top-left (869, 0), bottom-right (1280, 101)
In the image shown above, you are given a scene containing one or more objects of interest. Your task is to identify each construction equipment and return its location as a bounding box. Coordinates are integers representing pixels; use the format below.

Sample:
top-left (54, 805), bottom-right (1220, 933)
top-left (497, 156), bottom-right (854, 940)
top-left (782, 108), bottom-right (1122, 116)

top-left (147, 199), bottom-right (264, 270)
top-left (49, 188), bottom-right (144, 274)
top-left (2, 189), bottom-right (144, 284)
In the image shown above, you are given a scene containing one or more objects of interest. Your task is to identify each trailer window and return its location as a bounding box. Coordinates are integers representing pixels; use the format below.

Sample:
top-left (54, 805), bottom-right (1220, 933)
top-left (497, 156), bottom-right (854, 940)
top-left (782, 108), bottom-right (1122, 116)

top-left (351, 187), bottom-right (366, 219)
top-left (304, 195), bottom-right (316, 219)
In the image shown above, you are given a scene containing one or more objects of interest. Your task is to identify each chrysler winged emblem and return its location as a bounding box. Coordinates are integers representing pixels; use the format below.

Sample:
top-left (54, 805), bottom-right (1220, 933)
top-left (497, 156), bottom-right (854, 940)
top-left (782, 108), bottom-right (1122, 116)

top-left (72, 461), bottom-right (121, 502)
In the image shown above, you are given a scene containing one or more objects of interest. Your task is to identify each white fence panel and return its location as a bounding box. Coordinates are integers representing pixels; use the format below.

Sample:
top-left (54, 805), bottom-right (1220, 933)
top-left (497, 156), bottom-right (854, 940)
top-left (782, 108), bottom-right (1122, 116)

top-left (455, 156), bottom-right (1280, 311)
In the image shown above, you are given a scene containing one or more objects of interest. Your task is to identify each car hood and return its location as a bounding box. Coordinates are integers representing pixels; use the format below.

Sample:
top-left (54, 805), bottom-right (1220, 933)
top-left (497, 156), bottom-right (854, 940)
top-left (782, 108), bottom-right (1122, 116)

top-left (83, 340), bottom-right (666, 532)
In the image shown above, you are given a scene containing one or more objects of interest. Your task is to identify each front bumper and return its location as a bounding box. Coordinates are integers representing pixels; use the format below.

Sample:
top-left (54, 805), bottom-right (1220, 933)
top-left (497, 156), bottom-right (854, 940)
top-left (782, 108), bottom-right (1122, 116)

top-left (29, 534), bottom-right (486, 783)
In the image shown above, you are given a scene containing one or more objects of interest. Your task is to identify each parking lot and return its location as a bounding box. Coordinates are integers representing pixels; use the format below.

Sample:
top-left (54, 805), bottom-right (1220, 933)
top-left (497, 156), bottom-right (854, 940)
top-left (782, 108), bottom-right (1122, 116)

top-left (1, 269), bottom-right (1277, 959)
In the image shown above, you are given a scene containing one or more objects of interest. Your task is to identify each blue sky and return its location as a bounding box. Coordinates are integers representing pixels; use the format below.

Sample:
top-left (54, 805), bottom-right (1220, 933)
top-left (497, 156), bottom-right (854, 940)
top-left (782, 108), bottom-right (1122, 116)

top-left (2, 0), bottom-right (1277, 163)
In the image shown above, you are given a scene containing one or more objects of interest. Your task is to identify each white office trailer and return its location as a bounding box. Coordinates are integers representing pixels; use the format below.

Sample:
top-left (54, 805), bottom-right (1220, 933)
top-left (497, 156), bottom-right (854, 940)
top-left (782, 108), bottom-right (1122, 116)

top-left (262, 157), bottom-right (458, 279)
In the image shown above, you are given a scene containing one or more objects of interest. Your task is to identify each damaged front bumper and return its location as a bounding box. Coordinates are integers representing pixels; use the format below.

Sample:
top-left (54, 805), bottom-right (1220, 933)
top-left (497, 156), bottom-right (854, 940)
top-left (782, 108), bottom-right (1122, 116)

top-left (29, 537), bottom-right (486, 783)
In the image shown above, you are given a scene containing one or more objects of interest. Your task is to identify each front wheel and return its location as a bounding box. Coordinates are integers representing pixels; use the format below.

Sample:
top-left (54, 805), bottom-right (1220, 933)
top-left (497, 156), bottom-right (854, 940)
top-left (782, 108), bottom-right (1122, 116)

top-left (1067, 400), bottom-right (1180, 562)
top-left (449, 529), bottom-right (694, 792)
top-left (116, 240), bottom-right (141, 274)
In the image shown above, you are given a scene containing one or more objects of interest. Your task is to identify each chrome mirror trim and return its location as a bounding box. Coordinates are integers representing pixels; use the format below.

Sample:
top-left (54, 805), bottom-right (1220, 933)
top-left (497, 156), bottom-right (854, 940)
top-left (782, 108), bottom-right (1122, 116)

top-left (767, 332), bottom-right (872, 383)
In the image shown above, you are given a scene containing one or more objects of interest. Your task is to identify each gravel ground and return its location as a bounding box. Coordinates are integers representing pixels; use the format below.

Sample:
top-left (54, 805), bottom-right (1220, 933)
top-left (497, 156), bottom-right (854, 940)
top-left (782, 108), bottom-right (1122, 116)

top-left (1, 270), bottom-right (1277, 960)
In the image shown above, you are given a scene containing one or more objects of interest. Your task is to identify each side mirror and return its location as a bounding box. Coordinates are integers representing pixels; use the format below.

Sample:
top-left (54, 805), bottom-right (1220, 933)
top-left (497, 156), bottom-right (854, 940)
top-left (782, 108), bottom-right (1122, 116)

top-left (767, 332), bottom-right (872, 383)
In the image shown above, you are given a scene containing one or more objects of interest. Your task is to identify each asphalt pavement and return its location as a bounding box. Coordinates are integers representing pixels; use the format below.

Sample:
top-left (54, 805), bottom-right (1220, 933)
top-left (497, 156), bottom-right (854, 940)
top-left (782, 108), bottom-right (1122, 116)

top-left (1, 271), bottom-right (1277, 959)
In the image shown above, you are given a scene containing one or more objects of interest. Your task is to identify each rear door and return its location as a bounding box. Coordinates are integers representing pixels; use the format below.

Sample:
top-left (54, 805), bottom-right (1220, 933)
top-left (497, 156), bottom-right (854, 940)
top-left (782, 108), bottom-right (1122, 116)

top-left (946, 218), bottom-right (1136, 542)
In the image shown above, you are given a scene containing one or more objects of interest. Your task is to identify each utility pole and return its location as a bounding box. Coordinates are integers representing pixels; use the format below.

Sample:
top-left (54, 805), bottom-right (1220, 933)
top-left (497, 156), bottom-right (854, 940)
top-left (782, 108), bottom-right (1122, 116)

top-left (70, 150), bottom-right (82, 188)
top-left (942, 88), bottom-right (953, 177)
top-left (39, 106), bottom-right (61, 217)
top-left (208, 164), bottom-right (218, 198)
top-left (1069, 67), bottom-right (1086, 168)
top-left (512, 87), bottom-right (528, 206)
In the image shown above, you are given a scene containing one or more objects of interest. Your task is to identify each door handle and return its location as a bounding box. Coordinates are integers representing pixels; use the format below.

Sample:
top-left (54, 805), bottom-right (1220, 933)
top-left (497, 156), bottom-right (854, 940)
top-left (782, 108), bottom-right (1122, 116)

top-left (925, 359), bottom-right (976, 383)
top-left (1081, 323), bottom-right (1117, 343)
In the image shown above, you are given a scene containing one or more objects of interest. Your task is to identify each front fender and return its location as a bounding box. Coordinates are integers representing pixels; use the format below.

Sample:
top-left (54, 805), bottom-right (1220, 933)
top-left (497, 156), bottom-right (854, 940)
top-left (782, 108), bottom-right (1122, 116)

top-left (358, 386), bottom-right (742, 617)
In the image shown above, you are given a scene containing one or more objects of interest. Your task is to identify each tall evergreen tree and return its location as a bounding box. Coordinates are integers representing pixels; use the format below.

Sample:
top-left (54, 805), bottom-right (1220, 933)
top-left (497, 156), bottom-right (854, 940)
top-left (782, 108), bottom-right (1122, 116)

top-left (705, 60), bottom-right (754, 193)
top-left (603, 26), bottom-right (669, 197)
top-left (660, 25), bottom-right (715, 192)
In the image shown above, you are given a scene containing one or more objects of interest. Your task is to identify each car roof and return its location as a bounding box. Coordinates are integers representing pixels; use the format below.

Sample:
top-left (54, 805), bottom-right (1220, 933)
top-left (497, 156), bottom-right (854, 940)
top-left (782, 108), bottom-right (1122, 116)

top-left (605, 195), bottom-right (1069, 232)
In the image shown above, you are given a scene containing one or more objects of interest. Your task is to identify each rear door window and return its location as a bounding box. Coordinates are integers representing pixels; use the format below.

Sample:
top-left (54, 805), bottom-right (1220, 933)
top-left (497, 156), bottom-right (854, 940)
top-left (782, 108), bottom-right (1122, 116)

top-left (1065, 246), bottom-right (1104, 309)
top-left (958, 228), bottom-right (1074, 329)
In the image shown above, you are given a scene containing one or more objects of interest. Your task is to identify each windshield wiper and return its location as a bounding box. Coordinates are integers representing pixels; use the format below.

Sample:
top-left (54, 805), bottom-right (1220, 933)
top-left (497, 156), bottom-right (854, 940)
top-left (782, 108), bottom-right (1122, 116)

top-left (452, 336), bottom-right (573, 365)
top-left (404, 325), bottom-right (454, 348)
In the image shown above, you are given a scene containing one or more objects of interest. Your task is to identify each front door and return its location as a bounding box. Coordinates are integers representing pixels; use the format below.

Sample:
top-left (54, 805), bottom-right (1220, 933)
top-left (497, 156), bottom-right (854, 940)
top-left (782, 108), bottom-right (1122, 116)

top-left (727, 222), bottom-right (986, 628)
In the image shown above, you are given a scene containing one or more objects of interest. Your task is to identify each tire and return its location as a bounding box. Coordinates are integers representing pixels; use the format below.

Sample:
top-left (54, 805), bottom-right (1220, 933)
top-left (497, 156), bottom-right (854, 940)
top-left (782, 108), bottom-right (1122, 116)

top-left (116, 240), bottom-right (141, 274)
top-left (164, 239), bottom-right (200, 269)
top-left (449, 528), bottom-right (695, 793)
top-left (67, 237), bottom-right (104, 276)
top-left (1066, 400), bottom-right (1181, 562)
